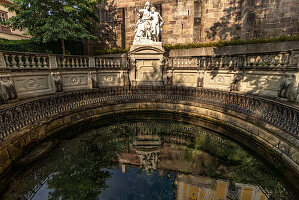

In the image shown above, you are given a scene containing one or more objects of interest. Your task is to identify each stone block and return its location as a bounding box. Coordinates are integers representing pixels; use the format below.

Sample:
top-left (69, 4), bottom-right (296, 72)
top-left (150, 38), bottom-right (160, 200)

top-left (12, 72), bottom-right (56, 99)
top-left (61, 71), bottom-right (92, 91)
top-left (98, 71), bottom-right (124, 87)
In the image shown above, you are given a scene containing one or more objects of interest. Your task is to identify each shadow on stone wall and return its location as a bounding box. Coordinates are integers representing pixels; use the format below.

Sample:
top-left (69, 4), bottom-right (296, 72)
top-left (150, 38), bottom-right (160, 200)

top-left (205, 0), bottom-right (297, 41)
top-left (84, 0), bottom-right (120, 55)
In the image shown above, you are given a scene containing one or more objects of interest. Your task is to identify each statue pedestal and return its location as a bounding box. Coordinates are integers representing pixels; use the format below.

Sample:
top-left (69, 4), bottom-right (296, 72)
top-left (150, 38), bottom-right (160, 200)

top-left (129, 42), bottom-right (165, 86)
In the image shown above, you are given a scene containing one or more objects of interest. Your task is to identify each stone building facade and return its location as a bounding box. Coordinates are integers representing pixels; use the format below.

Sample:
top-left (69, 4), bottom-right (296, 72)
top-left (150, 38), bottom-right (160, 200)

top-left (84, 0), bottom-right (299, 55)
top-left (0, 0), bottom-right (29, 40)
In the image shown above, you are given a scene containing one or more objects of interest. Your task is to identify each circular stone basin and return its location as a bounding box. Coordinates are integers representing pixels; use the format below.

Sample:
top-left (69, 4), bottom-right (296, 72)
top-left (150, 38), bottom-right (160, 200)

top-left (1, 119), bottom-right (298, 200)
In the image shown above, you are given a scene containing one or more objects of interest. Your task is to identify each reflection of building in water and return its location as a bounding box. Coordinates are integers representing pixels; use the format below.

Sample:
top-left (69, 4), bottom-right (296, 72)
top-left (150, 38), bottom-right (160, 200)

top-left (175, 174), bottom-right (268, 200)
top-left (116, 122), bottom-right (269, 200)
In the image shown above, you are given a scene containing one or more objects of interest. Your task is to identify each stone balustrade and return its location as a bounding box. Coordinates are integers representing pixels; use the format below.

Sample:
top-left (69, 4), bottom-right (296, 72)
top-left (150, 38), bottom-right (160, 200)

top-left (95, 57), bottom-right (129, 69)
top-left (168, 51), bottom-right (295, 69)
top-left (56, 55), bottom-right (89, 68)
top-left (2, 51), bottom-right (50, 69)
top-left (0, 43), bottom-right (298, 103)
top-left (0, 43), bottom-right (299, 189)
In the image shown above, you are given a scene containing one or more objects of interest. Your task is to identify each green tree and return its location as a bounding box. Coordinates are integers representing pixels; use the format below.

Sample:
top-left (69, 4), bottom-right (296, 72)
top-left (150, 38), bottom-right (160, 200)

top-left (1, 0), bottom-right (101, 55)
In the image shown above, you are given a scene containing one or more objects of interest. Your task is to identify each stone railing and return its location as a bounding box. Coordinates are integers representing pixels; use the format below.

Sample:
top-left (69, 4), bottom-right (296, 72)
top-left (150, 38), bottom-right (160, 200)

top-left (95, 57), bottom-right (129, 69)
top-left (2, 51), bottom-right (51, 69)
top-left (56, 55), bottom-right (90, 68)
top-left (0, 51), bottom-right (129, 70)
top-left (0, 46), bottom-right (298, 103)
top-left (167, 50), bottom-right (296, 69)
top-left (0, 86), bottom-right (298, 142)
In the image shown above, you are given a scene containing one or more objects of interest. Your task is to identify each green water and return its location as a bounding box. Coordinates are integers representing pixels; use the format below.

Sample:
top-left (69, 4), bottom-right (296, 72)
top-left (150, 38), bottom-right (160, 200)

top-left (2, 120), bottom-right (296, 200)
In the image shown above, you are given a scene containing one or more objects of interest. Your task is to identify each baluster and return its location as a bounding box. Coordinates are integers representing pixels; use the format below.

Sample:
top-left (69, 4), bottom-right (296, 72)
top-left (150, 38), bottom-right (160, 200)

top-left (4, 54), bottom-right (10, 67)
top-left (66, 58), bottom-right (70, 68)
top-left (76, 58), bottom-right (81, 67)
top-left (84, 58), bottom-right (88, 67)
top-left (62, 58), bottom-right (66, 68)
top-left (17, 55), bottom-right (24, 68)
top-left (36, 56), bottom-right (42, 68)
top-left (11, 55), bottom-right (17, 68)
top-left (25, 56), bottom-right (30, 68)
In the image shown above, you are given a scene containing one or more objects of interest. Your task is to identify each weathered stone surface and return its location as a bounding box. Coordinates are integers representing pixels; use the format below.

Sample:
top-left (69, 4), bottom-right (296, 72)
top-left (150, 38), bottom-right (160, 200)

top-left (0, 149), bottom-right (11, 175)
top-left (84, 0), bottom-right (299, 53)
top-left (169, 41), bottom-right (299, 57)
top-left (129, 43), bottom-right (165, 86)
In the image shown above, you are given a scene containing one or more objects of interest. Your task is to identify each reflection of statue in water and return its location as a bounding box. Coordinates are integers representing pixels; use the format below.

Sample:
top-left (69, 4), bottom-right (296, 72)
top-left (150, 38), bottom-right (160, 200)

top-left (133, 1), bottom-right (164, 43)
top-left (138, 151), bottom-right (159, 175)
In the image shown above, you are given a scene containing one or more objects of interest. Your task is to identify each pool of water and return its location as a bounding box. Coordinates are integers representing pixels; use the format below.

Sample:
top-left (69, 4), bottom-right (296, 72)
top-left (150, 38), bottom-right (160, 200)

top-left (2, 119), bottom-right (296, 200)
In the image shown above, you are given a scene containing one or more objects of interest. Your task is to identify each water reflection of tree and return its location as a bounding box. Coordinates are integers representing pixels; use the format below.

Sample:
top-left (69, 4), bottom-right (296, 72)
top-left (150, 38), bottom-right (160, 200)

top-left (194, 133), bottom-right (295, 200)
top-left (45, 128), bottom-right (125, 200)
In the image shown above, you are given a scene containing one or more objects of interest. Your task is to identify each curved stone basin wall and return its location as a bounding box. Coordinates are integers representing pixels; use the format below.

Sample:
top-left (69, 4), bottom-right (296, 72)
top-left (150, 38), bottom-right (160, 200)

top-left (0, 86), bottom-right (298, 194)
top-left (0, 42), bottom-right (298, 194)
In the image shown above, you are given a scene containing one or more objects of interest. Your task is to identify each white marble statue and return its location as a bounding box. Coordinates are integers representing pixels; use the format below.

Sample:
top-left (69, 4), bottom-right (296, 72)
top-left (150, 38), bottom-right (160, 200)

top-left (133, 1), bottom-right (164, 43)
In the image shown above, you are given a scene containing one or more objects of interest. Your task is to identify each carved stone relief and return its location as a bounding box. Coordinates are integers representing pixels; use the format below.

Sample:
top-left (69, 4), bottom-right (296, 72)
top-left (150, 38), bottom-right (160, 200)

top-left (61, 73), bottom-right (89, 90)
top-left (14, 75), bottom-right (51, 93)
top-left (173, 71), bottom-right (197, 87)
top-left (51, 72), bottom-right (63, 92)
top-left (98, 72), bottom-right (122, 87)
top-left (123, 71), bottom-right (130, 87)
top-left (204, 72), bottom-right (233, 91)
top-left (90, 71), bottom-right (98, 88)
top-left (197, 71), bottom-right (205, 88)
top-left (166, 70), bottom-right (173, 86)
top-left (278, 73), bottom-right (296, 100)
top-left (230, 73), bottom-right (243, 92)
top-left (0, 75), bottom-right (17, 102)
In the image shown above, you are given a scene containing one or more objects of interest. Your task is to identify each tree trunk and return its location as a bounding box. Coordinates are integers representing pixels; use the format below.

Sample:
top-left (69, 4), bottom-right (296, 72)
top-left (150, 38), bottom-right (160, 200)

top-left (61, 39), bottom-right (66, 55)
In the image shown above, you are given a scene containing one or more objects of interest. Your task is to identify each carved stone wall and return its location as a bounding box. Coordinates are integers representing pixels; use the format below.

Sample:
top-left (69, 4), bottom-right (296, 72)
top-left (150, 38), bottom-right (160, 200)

top-left (129, 43), bottom-right (165, 86)
top-left (12, 72), bottom-right (56, 99)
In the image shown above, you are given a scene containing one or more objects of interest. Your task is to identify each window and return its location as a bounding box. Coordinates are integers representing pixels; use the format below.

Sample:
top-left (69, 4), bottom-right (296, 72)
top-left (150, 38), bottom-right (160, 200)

top-left (0, 10), bottom-right (11, 34)
top-left (0, 11), bottom-right (7, 24)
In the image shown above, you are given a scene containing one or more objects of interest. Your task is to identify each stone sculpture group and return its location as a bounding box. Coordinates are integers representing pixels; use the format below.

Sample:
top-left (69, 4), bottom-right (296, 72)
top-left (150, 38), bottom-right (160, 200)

top-left (134, 1), bottom-right (164, 43)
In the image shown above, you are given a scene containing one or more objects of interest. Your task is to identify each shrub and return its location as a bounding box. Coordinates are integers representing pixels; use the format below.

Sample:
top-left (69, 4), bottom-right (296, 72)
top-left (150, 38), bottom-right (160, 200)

top-left (95, 48), bottom-right (129, 55)
top-left (163, 34), bottom-right (299, 51)
top-left (0, 38), bottom-right (83, 55)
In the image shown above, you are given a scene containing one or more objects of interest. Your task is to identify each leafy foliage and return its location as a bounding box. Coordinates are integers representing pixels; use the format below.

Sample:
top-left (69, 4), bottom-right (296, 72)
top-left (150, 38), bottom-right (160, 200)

top-left (95, 35), bottom-right (299, 55)
top-left (163, 34), bottom-right (299, 51)
top-left (95, 47), bottom-right (129, 55)
top-left (2, 0), bottom-right (100, 42)
top-left (0, 38), bottom-right (83, 54)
